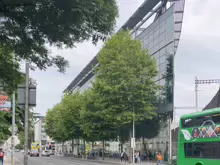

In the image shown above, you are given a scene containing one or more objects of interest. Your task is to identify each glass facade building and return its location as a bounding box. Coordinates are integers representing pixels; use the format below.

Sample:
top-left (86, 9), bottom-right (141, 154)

top-left (64, 0), bottom-right (185, 158)
top-left (135, 5), bottom-right (174, 114)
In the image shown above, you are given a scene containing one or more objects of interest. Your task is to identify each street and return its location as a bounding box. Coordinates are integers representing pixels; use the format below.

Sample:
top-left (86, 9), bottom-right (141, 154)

top-left (10, 153), bottom-right (156, 165)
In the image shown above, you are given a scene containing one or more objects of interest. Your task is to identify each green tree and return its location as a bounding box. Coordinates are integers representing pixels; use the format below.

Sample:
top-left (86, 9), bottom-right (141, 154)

top-left (93, 30), bottom-right (159, 125)
top-left (92, 30), bottom-right (160, 161)
top-left (45, 104), bottom-right (68, 143)
top-left (18, 131), bottom-right (25, 146)
top-left (0, 111), bottom-right (10, 143)
top-left (60, 92), bottom-right (88, 155)
top-left (15, 143), bottom-right (24, 150)
top-left (0, 46), bottom-right (24, 93)
top-left (80, 89), bottom-right (118, 160)
top-left (0, 0), bottom-right (118, 89)
top-left (61, 92), bottom-right (83, 139)
top-left (0, 103), bottom-right (30, 143)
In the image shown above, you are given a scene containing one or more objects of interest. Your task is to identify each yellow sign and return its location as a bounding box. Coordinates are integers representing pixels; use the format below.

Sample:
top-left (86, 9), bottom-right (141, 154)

top-left (31, 142), bottom-right (40, 149)
top-left (86, 143), bottom-right (92, 152)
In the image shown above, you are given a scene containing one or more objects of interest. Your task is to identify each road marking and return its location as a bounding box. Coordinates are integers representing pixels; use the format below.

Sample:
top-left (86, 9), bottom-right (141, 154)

top-left (40, 156), bottom-right (106, 165)
top-left (15, 157), bottom-right (24, 165)
top-left (50, 156), bottom-right (117, 165)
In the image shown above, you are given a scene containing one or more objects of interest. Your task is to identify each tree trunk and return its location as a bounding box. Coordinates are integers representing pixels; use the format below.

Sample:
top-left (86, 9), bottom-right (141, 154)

top-left (142, 137), bottom-right (146, 151)
top-left (102, 140), bottom-right (105, 160)
top-left (83, 140), bottom-right (86, 159)
top-left (92, 142), bottom-right (94, 150)
top-left (129, 129), bottom-right (132, 163)
top-left (72, 139), bottom-right (74, 155)
top-left (62, 142), bottom-right (64, 155)
top-left (77, 139), bottom-right (80, 158)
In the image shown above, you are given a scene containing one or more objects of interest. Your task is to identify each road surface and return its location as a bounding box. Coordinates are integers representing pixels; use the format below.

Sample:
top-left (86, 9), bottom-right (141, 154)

top-left (14, 153), bottom-right (156, 165)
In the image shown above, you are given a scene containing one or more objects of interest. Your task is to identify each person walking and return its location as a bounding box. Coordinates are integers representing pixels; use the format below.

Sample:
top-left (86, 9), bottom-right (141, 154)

top-left (0, 148), bottom-right (4, 165)
top-left (157, 152), bottom-right (163, 165)
top-left (120, 151), bottom-right (124, 162)
top-left (137, 151), bottom-right (140, 162)
top-left (134, 151), bottom-right (139, 163)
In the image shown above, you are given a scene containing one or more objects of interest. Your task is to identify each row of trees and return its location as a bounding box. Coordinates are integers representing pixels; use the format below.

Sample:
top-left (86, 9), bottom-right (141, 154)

top-left (0, 0), bottom-right (118, 144)
top-left (45, 31), bottom-right (169, 159)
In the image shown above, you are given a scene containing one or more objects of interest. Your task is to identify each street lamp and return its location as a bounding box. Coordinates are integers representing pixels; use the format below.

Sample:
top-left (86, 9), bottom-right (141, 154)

top-left (132, 105), bottom-right (135, 165)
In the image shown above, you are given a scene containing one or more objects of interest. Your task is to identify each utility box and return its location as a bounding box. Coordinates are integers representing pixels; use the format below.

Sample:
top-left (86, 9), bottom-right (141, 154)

top-left (18, 84), bottom-right (36, 107)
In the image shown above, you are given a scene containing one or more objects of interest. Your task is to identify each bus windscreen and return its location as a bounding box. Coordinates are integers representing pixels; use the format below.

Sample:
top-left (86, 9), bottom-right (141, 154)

top-left (182, 113), bottom-right (220, 128)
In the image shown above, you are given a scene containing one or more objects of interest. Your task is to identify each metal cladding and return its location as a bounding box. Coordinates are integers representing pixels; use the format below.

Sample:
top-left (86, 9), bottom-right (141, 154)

top-left (203, 88), bottom-right (220, 110)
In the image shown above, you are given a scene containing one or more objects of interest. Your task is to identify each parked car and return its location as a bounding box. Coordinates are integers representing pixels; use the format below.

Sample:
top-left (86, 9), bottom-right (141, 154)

top-left (30, 150), bottom-right (39, 157)
top-left (41, 150), bottom-right (50, 157)
top-left (49, 150), bottom-right (55, 155)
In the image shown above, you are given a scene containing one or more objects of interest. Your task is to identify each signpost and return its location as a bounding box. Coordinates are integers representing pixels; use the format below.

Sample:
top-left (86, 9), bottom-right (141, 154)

top-left (9, 125), bottom-right (18, 135)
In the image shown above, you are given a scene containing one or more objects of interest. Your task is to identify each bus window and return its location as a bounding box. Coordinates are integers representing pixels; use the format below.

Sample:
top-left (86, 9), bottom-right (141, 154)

top-left (184, 142), bottom-right (220, 159)
top-left (212, 114), bottom-right (220, 124)
top-left (182, 113), bottom-right (220, 128)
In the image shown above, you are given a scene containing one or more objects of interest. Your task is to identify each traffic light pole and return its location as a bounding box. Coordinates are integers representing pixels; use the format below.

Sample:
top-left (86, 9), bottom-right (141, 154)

top-left (11, 54), bottom-right (16, 165)
top-left (24, 62), bottom-right (29, 165)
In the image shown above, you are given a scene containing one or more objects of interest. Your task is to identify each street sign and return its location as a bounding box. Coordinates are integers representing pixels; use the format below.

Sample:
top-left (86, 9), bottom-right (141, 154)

top-left (131, 138), bottom-right (135, 148)
top-left (18, 84), bottom-right (36, 107)
top-left (8, 125), bottom-right (18, 134)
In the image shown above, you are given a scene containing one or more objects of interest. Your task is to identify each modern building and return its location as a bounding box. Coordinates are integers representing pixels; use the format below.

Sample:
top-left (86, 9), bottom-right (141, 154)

top-left (34, 117), bottom-right (54, 151)
top-left (63, 0), bottom-right (185, 159)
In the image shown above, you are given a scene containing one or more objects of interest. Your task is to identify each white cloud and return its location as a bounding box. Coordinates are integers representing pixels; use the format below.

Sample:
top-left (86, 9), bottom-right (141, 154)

top-left (183, 0), bottom-right (220, 37)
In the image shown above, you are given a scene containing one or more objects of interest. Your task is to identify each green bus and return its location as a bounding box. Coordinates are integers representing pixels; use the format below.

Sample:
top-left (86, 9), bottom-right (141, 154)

top-left (178, 107), bottom-right (220, 165)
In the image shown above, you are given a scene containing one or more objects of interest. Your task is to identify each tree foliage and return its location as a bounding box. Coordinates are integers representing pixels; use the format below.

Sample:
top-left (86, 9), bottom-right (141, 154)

top-left (1, 0), bottom-right (118, 148)
top-left (60, 92), bottom-right (84, 140)
top-left (80, 89), bottom-right (118, 142)
top-left (0, 0), bottom-right (118, 90)
top-left (0, 46), bottom-right (24, 93)
top-left (45, 31), bottom-right (162, 151)
top-left (0, 103), bottom-right (30, 142)
top-left (15, 143), bottom-right (24, 150)
top-left (45, 105), bottom-right (68, 142)
top-left (93, 30), bottom-right (159, 125)
top-left (0, 111), bottom-right (10, 142)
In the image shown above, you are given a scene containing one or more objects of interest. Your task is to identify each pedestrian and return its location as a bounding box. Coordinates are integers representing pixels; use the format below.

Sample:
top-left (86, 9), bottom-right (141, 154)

top-left (134, 151), bottom-right (138, 163)
top-left (124, 152), bottom-right (128, 162)
top-left (154, 151), bottom-right (157, 161)
top-left (157, 152), bottom-right (163, 165)
top-left (137, 151), bottom-right (140, 162)
top-left (120, 151), bottom-right (124, 162)
top-left (0, 148), bottom-right (4, 165)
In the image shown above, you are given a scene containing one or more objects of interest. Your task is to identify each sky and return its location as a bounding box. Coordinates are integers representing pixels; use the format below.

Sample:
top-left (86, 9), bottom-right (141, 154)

top-left (25, 0), bottom-right (220, 121)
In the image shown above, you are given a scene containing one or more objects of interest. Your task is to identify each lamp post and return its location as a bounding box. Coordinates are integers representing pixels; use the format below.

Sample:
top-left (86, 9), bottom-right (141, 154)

top-left (132, 104), bottom-right (135, 165)
top-left (24, 62), bottom-right (29, 165)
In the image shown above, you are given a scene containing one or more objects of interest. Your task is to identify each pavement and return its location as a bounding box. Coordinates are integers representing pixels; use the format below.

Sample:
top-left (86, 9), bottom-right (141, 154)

top-left (4, 153), bottom-right (158, 165)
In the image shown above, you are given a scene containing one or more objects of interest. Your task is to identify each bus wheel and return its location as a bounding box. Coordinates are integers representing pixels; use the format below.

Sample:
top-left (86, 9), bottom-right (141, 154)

top-left (196, 163), bottom-right (202, 165)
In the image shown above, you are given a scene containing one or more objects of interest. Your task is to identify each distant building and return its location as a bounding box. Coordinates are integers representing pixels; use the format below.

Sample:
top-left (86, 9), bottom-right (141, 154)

top-left (34, 117), bottom-right (54, 151)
